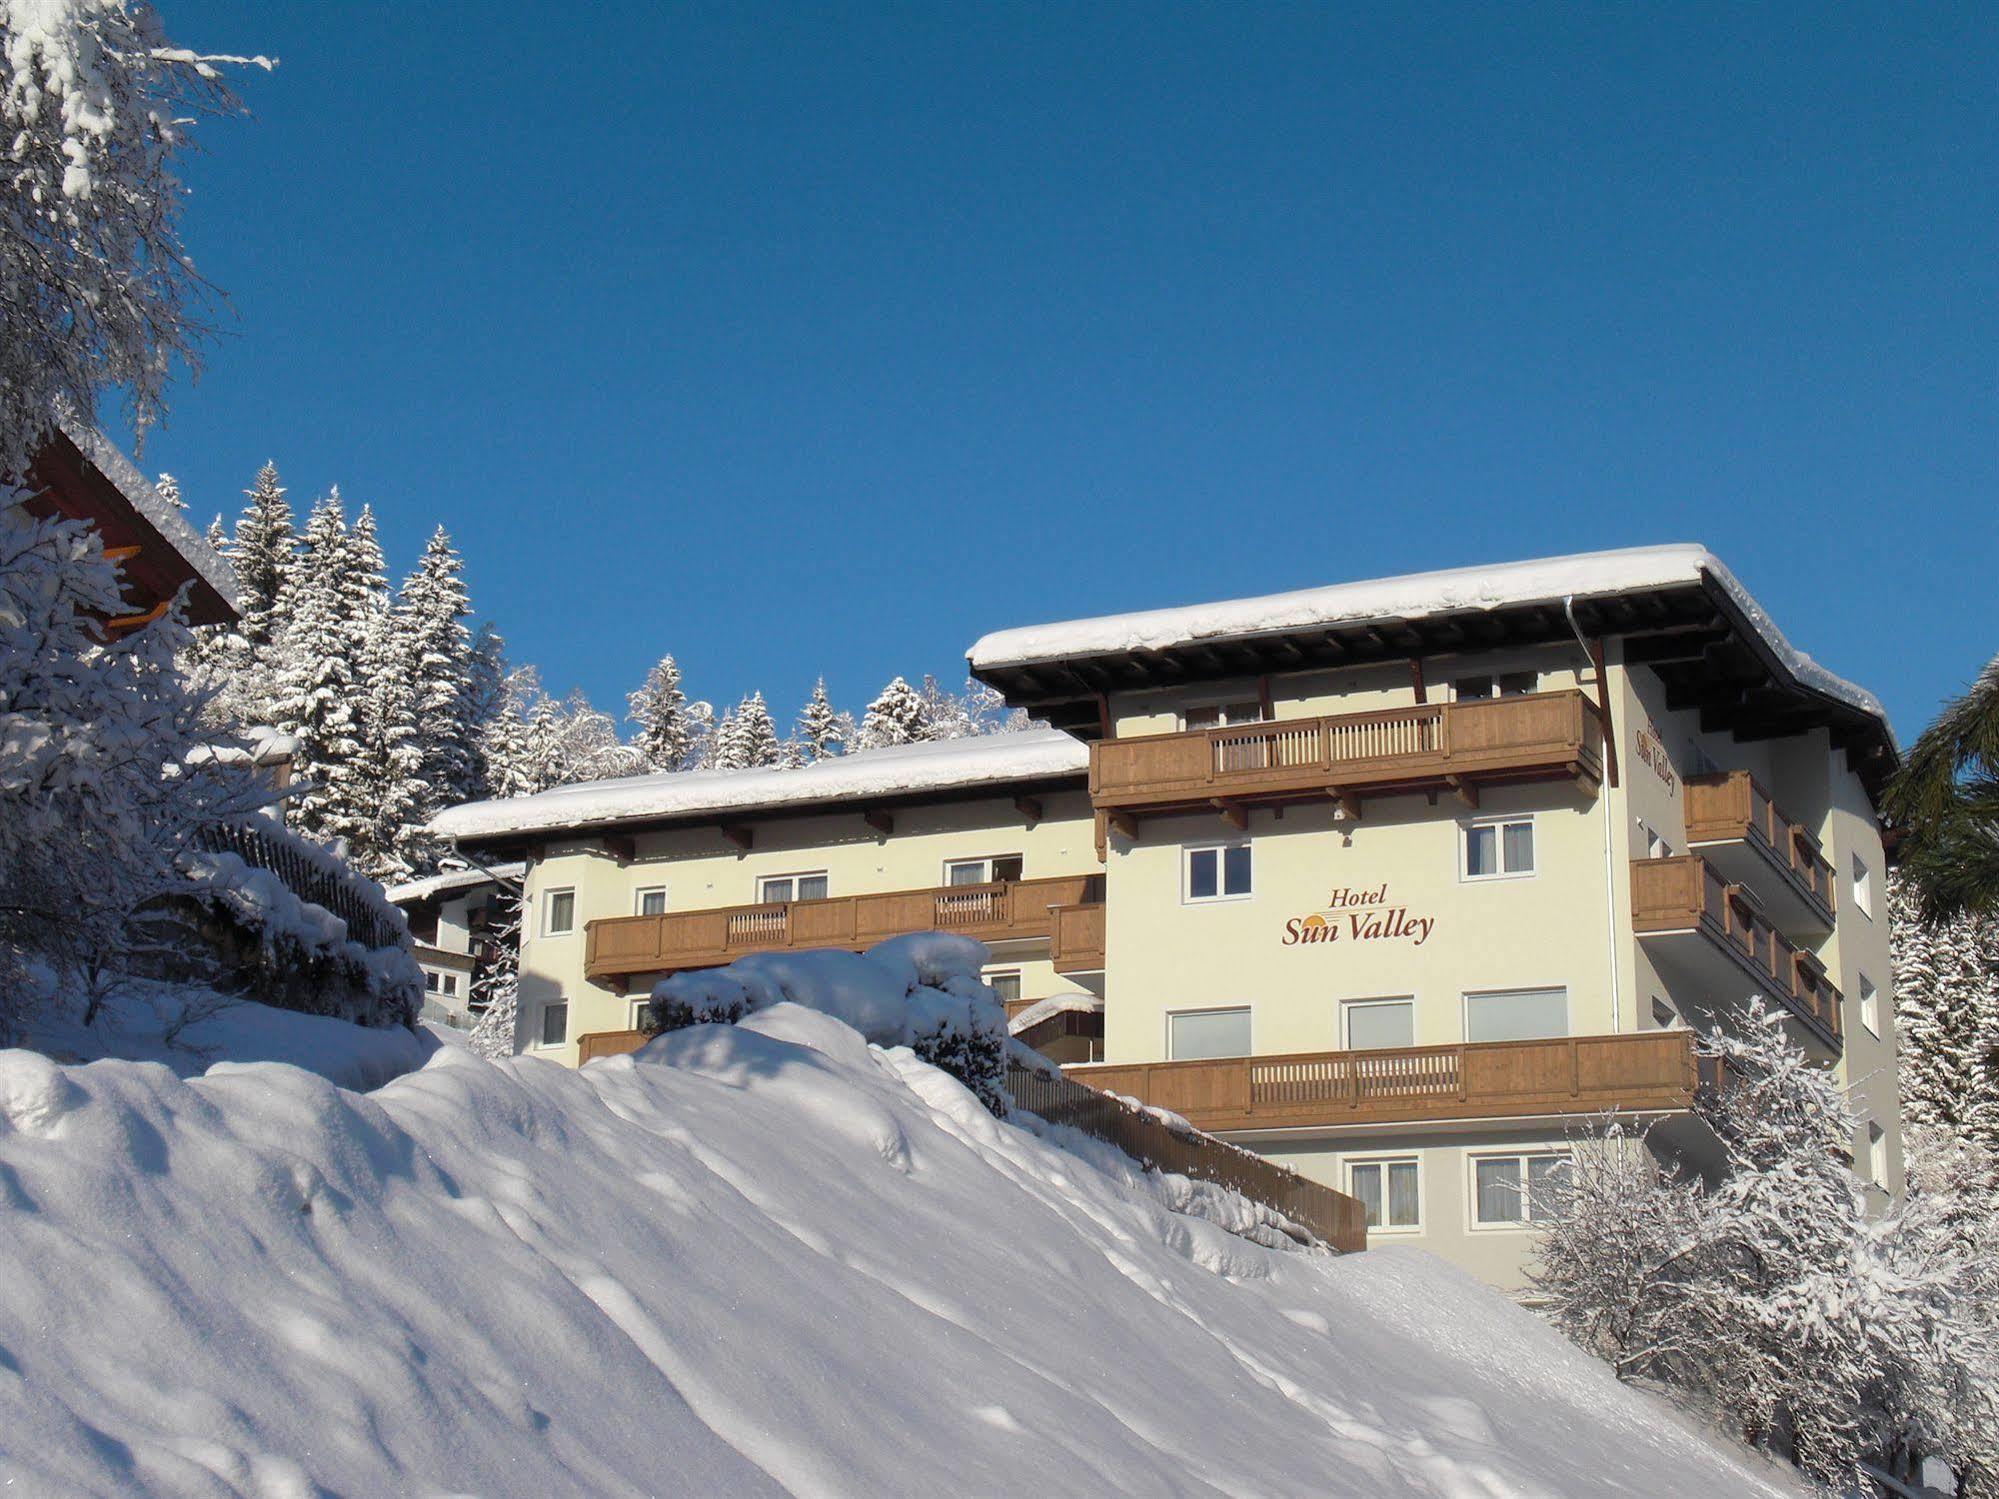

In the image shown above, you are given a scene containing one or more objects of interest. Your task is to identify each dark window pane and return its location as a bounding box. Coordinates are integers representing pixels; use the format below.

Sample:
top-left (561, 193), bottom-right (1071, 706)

top-left (1351, 1164), bottom-right (1383, 1226)
top-left (541, 1003), bottom-right (568, 1046)
top-left (1188, 849), bottom-right (1218, 899)
top-left (797, 875), bottom-right (828, 902)
top-left (1476, 1158), bottom-right (1523, 1223)
top-left (1503, 821), bottom-right (1535, 873)
top-left (1222, 845), bottom-right (1252, 895)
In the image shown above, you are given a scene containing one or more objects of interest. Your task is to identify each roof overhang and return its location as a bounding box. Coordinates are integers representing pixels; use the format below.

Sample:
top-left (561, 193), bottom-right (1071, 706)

top-left (969, 549), bottom-right (1897, 801)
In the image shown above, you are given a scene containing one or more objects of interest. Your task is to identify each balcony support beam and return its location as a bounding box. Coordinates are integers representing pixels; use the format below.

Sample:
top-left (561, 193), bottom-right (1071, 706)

top-left (1328, 788), bottom-right (1363, 821)
top-left (1212, 798), bottom-right (1247, 832)
top-left (1106, 810), bottom-right (1139, 842)
top-left (1446, 775), bottom-right (1477, 810)
top-left (862, 809), bottom-right (894, 838)
top-left (1014, 794), bottom-right (1043, 828)
top-left (720, 824), bottom-right (753, 852)
top-left (602, 835), bottom-right (636, 867)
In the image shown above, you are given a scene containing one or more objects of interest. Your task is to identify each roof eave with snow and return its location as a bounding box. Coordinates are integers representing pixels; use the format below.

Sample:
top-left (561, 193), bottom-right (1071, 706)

top-left (966, 544), bottom-right (1897, 792)
top-left (428, 731), bottom-right (1091, 847)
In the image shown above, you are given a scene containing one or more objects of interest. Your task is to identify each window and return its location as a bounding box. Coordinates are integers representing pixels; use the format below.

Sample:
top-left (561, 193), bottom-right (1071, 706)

top-left (1859, 975), bottom-right (1879, 1038)
top-left (442, 974), bottom-right (458, 997)
top-left (1183, 701), bottom-right (1263, 731)
top-left (1472, 1152), bottom-right (1570, 1226)
top-left (1185, 843), bottom-right (1253, 902)
top-left (1347, 1157), bottom-right (1421, 1231)
top-left (539, 1003), bottom-right (569, 1048)
top-left (1859, 1121), bottom-right (1886, 1184)
top-left (1168, 1007), bottom-right (1251, 1060)
top-left (1462, 818), bottom-right (1534, 880)
top-left (1463, 987), bottom-right (1568, 1043)
top-left (759, 872), bottom-right (829, 904)
top-left (636, 887), bottom-right (667, 917)
top-left (425, 971), bottom-right (440, 993)
top-left (1852, 856), bottom-right (1873, 918)
top-left (946, 855), bottom-right (1024, 886)
top-left (543, 887), bottom-right (576, 936)
top-left (1454, 671), bottom-right (1538, 701)
top-left (1342, 998), bottom-right (1415, 1051)
top-left (986, 969), bottom-right (1022, 1005)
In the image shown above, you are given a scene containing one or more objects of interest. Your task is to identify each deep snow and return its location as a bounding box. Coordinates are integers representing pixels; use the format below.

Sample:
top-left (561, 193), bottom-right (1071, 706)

top-left (0, 1004), bottom-right (1805, 1497)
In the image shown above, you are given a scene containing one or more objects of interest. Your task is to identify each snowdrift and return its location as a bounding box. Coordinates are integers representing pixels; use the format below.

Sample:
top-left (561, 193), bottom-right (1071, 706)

top-left (0, 1007), bottom-right (1803, 1497)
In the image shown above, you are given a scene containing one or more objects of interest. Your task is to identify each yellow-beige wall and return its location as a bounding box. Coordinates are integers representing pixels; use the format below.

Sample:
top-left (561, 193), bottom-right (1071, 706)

top-left (514, 789), bottom-right (1099, 1067)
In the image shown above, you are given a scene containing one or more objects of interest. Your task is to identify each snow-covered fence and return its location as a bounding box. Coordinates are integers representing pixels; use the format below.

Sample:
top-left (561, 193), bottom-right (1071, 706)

top-left (194, 821), bottom-right (405, 951)
top-left (1006, 1063), bottom-right (1368, 1253)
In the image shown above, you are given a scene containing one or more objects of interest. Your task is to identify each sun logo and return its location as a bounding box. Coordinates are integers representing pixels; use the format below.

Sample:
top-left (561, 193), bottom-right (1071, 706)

top-left (1285, 911), bottom-right (1337, 945)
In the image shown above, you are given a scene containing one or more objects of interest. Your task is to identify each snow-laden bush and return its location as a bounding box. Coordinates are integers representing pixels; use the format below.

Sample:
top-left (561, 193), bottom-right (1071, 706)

top-left (646, 934), bottom-right (1010, 1114)
top-left (1532, 1000), bottom-right (1999, 1495)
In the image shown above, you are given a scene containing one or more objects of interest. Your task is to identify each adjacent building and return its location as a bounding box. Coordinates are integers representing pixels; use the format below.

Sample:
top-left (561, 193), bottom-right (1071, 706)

top-left (431, 544), bottom-right (1901, 1289)
top-left (384, 863), bottom-right (524, 1030)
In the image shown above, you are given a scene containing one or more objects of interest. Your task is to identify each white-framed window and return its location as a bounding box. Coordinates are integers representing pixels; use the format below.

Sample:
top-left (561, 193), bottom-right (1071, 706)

top-left (1852, 856), bottom-right (1873, 918)
top-left (1454, 671), bottom-right (1538, 701)
top-left (538, 1002), bottom-right (569, 1048)
top-left (1638, 820), bottom-right (1673, 860)
top-left (628, 998), bottom-right (651, 1030)
top-left (636, 886), bottom-right (667, 917)
top-left (1463, 987), bottom-right (1568, 1043)
top-left (1182, 700), bottom-right (1263, 732)
top-left (1342, 997), bottom-right (1415, 1051)
top-left (424, 971), bottom-right (440, 993)
top-left (1184, 842), bottom-right (1253, 903)
top-left (1167, 1006), bottom-right (1251, 1060)
top-left (1470, 1151), bottom-right (1570, 1228)
top-left (1346, 1156), bottom-right (1422, 1232)
top-left (945, 855), bottom-right (1023, 886)
top-left (1859, 1121), bottom-right (1886, 1184)
top-left (441, 973), bottom-right (458, 998)
top-left (759, 872), bottom-right (829, 904)
top-left (1461, 816), bottom-right (1535, 880)
top-left (542, 887), bottom-right (577, 937)
top-left (986, 969), bottom-right (1023, 1005)
top-left (1859, 974), bottom-right (1879, 1038)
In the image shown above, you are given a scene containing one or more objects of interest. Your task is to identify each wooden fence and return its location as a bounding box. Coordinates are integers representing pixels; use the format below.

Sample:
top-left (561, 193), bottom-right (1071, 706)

top-left (195, 819), bottom-right (405, 950)
top-left (1006, 1064), bottom-right (1368, 1253)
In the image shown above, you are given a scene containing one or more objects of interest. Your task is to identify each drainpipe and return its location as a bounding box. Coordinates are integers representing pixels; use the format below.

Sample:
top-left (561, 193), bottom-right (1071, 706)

top-left (1565, 596), bottom-right (1623, 1033)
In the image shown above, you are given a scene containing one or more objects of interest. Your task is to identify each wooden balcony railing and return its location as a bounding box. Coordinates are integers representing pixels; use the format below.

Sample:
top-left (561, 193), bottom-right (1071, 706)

top-left (1065, 1031), bottom-right (1698, 1133)
top-left (585, 874), bottom-right (1104, 989)
top-left (1683, 770), bottom-right (1836, 922)
top-left (1049, 900), bottom-right (1106, 973)
top-left (1090, 690), bottom-right (1603, 816)
top-left (1631, 856), bottom-right (1843, 1044)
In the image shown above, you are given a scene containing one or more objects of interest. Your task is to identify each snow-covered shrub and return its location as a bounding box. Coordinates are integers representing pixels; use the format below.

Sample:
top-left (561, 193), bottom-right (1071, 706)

top-left (1532, 1001), bottom-right (1999, 1493)
top-left (647, 934), bottom-right (1011, 1114)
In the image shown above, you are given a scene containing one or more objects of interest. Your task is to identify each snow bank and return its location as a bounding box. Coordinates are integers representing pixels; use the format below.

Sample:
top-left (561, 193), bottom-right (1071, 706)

top-left (429, 728), bottom-right (1087, 842)
top-left (0, 1002), bottom-right (1805, 1497)
top-left (649, 933), bottom-right (1009, 1111)
top-left (968, 543), bottom-right (1887, 727)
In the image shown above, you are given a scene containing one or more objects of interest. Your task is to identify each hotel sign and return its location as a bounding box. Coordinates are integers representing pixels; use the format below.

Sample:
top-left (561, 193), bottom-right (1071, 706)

top-left (1283, 883), bottom-right (1435, 948)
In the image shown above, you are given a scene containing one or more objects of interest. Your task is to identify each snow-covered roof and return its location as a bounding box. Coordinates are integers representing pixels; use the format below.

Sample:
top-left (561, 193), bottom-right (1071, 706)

top-left (429, 731), bottom-right (1090, 844)
top-left (385, 862), bottom-right (527, 905)
top-left (1007, 993), bottom-right (1104, 1036)
top-left (58, 414), bottom-right (239, 610)
top-left (969, 544), bottom-right (1886, 727)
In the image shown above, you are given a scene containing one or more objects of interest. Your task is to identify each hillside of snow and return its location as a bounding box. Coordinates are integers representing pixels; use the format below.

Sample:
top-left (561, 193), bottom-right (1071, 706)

top-left (0, 1004), bottom-right (1804, 1498)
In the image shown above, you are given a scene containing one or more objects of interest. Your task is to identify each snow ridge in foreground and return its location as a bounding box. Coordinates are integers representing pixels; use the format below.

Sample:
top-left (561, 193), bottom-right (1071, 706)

top-left (0, 1008), bottom-right (1802, 1497)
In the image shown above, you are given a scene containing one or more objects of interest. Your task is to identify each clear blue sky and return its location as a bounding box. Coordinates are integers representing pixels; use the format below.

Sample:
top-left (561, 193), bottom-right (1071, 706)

top-left (141, 3), bottom-right (1994, 740)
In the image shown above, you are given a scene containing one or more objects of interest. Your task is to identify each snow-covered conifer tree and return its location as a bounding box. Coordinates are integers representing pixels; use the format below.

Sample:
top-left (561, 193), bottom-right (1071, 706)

top-left (467, 893), bottom-right (522, 1060)
top-left (627, 654), bottom-right (711, 772)
top-left (223, 462), bottom-right (295, 652)
top-left (856, 675), bottom-right (930, 750)
top-left (712, 692), bottom-right (782, 771)
top-left (1892, 871), bottom-right (1999, 1152)
top-left (793, 678), bottom-right (846, 763)
top-left (392, 528), bottom-right (476, 862)
top-left (154, 472), bottom-right (184, 510)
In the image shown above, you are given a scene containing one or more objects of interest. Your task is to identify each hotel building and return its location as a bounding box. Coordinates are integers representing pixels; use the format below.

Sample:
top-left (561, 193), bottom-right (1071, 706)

top-left (431, 545), bottom-right (1902, 1289)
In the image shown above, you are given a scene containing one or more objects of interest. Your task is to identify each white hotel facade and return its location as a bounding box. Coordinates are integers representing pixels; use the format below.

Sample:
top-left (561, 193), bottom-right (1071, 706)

top-left (431, 545), bottom-right (1902, 1289)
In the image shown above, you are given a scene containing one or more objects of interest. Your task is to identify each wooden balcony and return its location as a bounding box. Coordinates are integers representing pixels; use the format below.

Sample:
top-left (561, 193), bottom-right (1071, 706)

top-left (1065, 1031), bottom-right (1699, 1134)
top-left (1049, 900), bottom-right (1105, 973)
top-left (1089, 690), bottom-right (1602, 823)
top-left (585, 874), bottom-right (1104, 991)
top-left (1631, 856), bottom-right (1842, 1049)
top-left (1682, 771), bottom-right (1835, 933)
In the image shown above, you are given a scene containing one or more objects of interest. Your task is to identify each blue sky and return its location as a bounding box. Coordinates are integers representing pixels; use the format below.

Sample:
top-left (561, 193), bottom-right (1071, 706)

top-left (141, 3), bottom-right (1993, 739)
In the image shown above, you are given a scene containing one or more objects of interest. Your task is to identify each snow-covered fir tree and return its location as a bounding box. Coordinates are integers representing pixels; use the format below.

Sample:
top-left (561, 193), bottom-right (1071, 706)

top-left (154, 473), bottom-right (184, 510)
top-left (0, 0), bottom-right (268, 472)
top-left (463, 623), bottom-right (511, 796)
top-left (269, 492), bottom-right (373, 854)
top-left (338, 507), bottom-right (424, 880)
top-left (856, 675), bottom-right (930, 750)
top-left (627, 654), bottom-right (711, 772)
top-left (392, 527), bottom-right (477, 863)
top-left (793, 678), bottom-right (847, 763)
top-left (480, 667), bottom-right (637, 797)
top-left (1891, 870), bottom-right (1999, 1152)
top-left (467, 893), bottom-right (522, 1060)
top-left (223, 462), bottom-right (296, 653)
top-left (712, 692), bottom-right (783, 771)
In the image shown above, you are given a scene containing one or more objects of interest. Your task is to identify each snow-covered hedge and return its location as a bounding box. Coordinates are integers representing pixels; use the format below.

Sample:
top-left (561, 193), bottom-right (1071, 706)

top-left (647, 934), bottom-right (1010, 1113)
